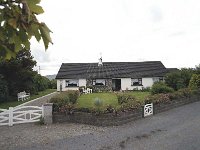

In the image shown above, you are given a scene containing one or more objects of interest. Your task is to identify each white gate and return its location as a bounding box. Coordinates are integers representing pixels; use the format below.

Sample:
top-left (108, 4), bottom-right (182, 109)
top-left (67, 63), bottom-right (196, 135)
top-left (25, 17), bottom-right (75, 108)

top-left (0, 106), bottom-right (43, 126)
top-left (144, 103), bottom-right (153, 117)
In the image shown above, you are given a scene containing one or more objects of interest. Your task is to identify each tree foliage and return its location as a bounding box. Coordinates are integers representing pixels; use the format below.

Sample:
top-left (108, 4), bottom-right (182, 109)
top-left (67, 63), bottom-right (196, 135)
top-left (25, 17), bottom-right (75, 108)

top-left (0, 0), bottom-right (52, 59)
top-left (0, 75), bottom-right (8, 102)
top-left (0, 49), bottom-right (37, 96)
top-left (189, 74), bottom-right (200, 89)
top-left (165, 68), bottom-right (194, 90)
top-left (151, 81), bottom-right (174, 95)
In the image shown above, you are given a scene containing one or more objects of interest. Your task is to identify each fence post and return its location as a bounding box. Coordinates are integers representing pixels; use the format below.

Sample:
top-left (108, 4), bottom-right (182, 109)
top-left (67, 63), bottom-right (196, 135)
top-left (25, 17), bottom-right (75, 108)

top-left (43, 103), bottom-right (53, 124)
top-left (9, 107), bottom-right (13, 126)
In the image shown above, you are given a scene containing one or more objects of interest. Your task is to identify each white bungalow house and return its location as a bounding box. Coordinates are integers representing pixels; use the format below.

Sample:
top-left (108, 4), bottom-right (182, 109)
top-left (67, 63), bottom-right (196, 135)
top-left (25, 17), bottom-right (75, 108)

top-left (56, 60), bottom-right (175, 91)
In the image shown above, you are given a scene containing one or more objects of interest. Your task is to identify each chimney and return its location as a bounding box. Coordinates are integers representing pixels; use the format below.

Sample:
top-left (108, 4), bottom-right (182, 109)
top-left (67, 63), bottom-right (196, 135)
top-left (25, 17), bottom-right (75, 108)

top-left (98, 57), bottom-right (103, 67)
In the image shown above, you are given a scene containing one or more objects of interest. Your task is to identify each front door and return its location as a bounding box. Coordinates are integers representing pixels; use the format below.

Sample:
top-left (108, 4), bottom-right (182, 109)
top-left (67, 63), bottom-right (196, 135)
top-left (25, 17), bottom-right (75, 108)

top-left (112, 79), bottom-right (121, 91)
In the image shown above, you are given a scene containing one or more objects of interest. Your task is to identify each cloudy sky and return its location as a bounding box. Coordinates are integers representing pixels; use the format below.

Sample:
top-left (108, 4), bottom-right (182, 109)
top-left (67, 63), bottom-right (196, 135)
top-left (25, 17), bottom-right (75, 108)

top-left (31, 0), bottom-right (200, 76)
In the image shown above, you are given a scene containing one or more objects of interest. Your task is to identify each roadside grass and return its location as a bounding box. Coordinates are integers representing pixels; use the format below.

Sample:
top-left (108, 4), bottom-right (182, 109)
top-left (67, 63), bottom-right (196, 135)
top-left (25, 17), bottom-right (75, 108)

top-left (76, 91), bottom-right (150, 109)
top-left (0, 89), bottom-right (56, 109)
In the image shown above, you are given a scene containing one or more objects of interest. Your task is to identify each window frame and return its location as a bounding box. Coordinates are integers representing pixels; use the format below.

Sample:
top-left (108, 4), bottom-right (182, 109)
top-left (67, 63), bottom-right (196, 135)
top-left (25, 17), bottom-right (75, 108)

top-left (65, 79), bottom-right (79, 87)
top-left (92, 79), bottom-right (106, 86)
top-left (131, 78), bottom-right (142, 86)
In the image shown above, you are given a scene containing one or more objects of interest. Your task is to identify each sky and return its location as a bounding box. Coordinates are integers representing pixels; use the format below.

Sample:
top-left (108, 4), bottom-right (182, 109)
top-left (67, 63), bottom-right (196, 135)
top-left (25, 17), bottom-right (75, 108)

top-left (31, 0), bottom-right (200, 76)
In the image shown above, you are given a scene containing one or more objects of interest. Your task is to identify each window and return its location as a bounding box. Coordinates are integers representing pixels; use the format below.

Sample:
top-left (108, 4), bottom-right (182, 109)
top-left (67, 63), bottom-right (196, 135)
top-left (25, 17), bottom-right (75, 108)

top-left (131, 78), bottom-right (142, 86)
top-left (153, 77), bottom-right (164, 83)
top-left (66, 79), bottom-right (79, 87)
top-left (93, 79), bottom-right (106, 86)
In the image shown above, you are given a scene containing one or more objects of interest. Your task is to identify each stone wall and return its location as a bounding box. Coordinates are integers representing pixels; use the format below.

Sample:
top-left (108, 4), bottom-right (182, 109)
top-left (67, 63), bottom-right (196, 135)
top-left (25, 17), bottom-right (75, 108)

top-left (86, 79), bottom-right (112, 92)
top-left (53, 95), bottom-right (200, 126)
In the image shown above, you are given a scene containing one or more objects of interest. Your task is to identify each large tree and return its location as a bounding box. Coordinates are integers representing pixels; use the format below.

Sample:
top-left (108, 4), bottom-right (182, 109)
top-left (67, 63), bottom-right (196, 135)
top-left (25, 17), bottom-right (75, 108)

top-left (0, 49), bottom-right (37, 96)
top-left (0, 0), bottom-right (52, 59)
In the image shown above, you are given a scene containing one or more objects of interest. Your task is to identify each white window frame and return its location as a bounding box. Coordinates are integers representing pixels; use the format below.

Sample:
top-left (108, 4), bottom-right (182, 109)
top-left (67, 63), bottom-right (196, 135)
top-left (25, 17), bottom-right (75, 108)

top-left (93, 79), bottom-right (106, 86)
top-left (131, 78), bottom-right (142, 86)
top-left (153, 77), bottom-right (164, 83)
top-left (65, 79), bottom-right (79, 87)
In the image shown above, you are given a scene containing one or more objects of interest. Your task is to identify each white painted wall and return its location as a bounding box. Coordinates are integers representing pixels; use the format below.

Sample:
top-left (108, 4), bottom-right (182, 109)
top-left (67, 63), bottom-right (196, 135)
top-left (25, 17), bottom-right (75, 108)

top-left (121, 78), bottom-right (131, 90)
top-left (79, 79), bottom-right (86, 87)
top-left (121, 78), bottom-right (154, 90)
top-left (57, 79), bottom-right (86, 91)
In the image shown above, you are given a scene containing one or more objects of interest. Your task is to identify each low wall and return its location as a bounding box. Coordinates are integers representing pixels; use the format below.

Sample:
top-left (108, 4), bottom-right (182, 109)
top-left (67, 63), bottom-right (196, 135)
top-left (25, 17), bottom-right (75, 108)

top-left (53, 95), bottom-right (200, 126)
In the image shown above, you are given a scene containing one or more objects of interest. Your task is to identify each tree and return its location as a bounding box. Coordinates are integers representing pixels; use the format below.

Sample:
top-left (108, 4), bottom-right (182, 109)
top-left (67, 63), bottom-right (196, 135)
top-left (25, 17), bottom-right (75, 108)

top-left (0, 0), bottom-right (52, 59)
top-left (0, 49), bottom-right (37, 96)
top-left (165, 68), bottom-right (194, 90)
top-left (189, 74), bottom-right (200, 89)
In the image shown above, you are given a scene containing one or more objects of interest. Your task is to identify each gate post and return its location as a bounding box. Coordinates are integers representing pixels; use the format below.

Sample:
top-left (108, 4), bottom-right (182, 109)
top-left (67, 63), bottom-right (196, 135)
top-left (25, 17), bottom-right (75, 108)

top-left (43, 103), bottom-right (53, 124)
top-left (9, 107), bottom-right (13, 126)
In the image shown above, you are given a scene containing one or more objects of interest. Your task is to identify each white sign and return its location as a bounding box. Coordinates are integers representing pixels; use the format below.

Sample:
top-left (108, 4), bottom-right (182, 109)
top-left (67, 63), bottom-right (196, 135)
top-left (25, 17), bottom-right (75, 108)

top-left (144, 103), bottom-right (153, 117)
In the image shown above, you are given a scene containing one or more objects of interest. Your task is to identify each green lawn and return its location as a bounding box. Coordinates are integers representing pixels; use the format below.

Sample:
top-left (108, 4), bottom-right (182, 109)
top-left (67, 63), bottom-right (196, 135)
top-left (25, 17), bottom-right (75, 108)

top-left (76, 91), bottom-right (150, 109)
top-left (126, 91), bottom-right (150, 102)
top-left (76, 93), bottom-right (119, 109)
top-left (0, 89), bottom-right (56, 109)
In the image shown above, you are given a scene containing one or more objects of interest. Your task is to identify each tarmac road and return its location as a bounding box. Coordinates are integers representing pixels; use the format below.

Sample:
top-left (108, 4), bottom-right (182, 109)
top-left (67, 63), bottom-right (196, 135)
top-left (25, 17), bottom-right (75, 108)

top-left (1, 101), bottom-right (200, 150)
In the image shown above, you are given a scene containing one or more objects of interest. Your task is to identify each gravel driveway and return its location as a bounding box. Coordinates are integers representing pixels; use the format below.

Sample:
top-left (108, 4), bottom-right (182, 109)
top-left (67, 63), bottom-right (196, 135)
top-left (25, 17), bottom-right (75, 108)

top-left (1, 101), bottom-right (200, 150)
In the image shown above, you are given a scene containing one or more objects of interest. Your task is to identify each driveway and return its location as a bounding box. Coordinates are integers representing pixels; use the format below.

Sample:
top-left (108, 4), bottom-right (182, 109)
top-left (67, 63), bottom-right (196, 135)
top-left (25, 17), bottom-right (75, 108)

top-left (0, 101), bottom-right (200, 150)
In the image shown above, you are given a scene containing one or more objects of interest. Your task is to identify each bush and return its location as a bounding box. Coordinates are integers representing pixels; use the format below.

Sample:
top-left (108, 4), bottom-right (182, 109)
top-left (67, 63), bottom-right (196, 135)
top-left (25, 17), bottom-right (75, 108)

top-left (67, 90), bottom-right (79, 104)
top-left (151, 82), bottom-right (174, 95)
top-left (50, 91), bottom-right (80, 112)
top-left (145, 93), bottom-right (171, 104)
top-left (0, 76), bottom-right (8, 102)
top-left (119, 100), bottom-right (142, 112)
top-left (117, 93), bottom-right (136, 104)
top-left (50, 92), bottom-right (70, 112)
top-left (189, 74), bottom-right (200, 89)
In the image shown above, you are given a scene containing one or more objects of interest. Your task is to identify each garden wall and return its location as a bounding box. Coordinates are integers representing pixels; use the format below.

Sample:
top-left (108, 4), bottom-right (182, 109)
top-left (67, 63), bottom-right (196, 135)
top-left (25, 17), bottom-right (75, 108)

top-left (53, 95), bottom-right (200, 126)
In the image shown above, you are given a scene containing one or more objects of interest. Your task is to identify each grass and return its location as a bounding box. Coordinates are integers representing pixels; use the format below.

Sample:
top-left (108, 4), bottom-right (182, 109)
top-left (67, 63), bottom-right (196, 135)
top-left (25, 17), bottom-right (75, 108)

top-left (76, 91), bottom-right (150, 109)
top-left (0, 89), bottom-right (56, 109)
top-left (126, 91), bottom-right (150, 102)
top-left (76, 93), bottom-right (119, 109)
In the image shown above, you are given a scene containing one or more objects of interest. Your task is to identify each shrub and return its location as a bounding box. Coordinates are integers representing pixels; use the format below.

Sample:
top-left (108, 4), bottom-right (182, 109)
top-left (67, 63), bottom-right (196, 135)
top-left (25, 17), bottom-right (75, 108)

top-left (50, 92), bottom-right (70, 112)
top-left (117, 93), bottom-right (136, 104)
top-left (141, 87), bottom-right (151, 92)
top-left (145, 93), bottom-right (171, 104)
top-left (189, 74), bottom-right (200, 89)
top-left (93, 98), bottom-right (104, 115)
top-left (119, 100), bottom-right (142, 112)
top-left (151, 82), bottom-right (174, 95)
top-left (0, 76), bottom-right (8, 102)
top-left (176, 88), bottom-right (192, 98)
top-left (67, 90), bottom-right (79, 104)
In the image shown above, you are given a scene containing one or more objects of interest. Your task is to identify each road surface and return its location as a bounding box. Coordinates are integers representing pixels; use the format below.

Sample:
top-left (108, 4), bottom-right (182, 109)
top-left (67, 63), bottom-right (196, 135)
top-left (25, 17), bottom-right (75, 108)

top-left (1, 101), bottom-right (200, 150)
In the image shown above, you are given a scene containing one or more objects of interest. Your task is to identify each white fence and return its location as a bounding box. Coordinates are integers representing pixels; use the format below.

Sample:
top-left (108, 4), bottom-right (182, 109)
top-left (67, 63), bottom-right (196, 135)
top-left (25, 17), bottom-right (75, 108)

top-left (0, 106), bottom-right (43, 126)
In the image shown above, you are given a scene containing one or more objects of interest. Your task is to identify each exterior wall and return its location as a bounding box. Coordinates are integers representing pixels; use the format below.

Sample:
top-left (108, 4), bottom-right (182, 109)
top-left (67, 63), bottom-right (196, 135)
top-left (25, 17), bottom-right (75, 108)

top-left (79, 79), bottom-right (87, 87)
top-left (121, 78), bottom-right (154, 90)
top-left (121, 78), bottom-right (131, 90)
top-left (57, 77), bottom-right (155, 91)
top-left (57, 79), bottom-right (86, 91)
top-left (86, 79), bottom-right (112, 92)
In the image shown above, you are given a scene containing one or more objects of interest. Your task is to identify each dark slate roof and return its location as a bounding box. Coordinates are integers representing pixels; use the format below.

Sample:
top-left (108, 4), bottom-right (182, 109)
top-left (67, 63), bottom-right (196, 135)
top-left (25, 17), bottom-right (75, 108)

top-left (56, 61), bottom-right (169, 79)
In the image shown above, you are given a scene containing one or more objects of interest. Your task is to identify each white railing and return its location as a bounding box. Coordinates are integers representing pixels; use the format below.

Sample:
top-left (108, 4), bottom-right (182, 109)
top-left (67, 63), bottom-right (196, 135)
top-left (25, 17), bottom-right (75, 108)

top-left (0, 106), bottom-right (43, 126)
